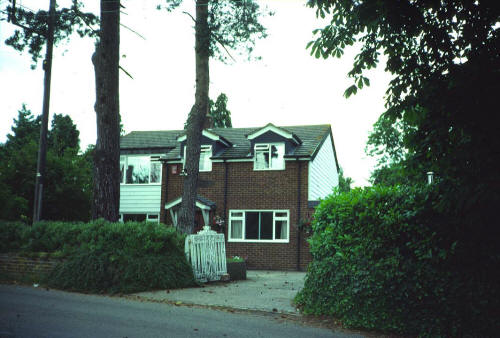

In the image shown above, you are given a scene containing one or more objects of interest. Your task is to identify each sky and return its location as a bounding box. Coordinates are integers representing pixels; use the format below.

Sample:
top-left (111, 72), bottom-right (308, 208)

top-left (0, 0), bottom-right (392, 186)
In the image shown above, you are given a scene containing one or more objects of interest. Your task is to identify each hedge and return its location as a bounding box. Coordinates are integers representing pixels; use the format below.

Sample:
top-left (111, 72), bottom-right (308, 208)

top-left (295, 185), bottom-right (499, 336)
top-left (0, 220), bottom-right (195, 293)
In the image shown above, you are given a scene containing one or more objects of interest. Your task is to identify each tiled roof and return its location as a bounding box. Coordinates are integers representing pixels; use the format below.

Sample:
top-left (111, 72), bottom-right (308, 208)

top-left (120, 124), bottom-right (333, 160)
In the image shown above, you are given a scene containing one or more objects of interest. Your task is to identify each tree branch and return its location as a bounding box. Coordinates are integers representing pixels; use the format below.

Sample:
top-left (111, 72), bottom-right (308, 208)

top-left (120, 23), bottom-right (145, 40)
top-left (182, 11), bottom-right (196, 23)
top-left (119, 65), bottom-right (133, 79)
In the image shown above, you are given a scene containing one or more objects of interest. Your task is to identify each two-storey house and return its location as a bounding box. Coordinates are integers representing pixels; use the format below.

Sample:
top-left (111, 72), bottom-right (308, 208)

top-left (119, 123), bottom-right (339, 270)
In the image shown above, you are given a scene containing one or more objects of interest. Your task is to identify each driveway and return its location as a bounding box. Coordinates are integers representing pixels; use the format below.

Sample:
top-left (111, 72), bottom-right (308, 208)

top-left (134, 270), bottom-right (306, 314)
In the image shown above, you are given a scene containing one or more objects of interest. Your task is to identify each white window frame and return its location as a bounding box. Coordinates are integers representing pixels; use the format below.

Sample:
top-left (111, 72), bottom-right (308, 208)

top-left (120, 155), bottom-right (162, 185)
top-left (253, 143), bottom-right (285, 171)
top-left (228, 209), bottom-right (289, 243)
top-left (183, 145), bottom-right (212, 172)
top-left (119, 213), bottom-right (160, 223)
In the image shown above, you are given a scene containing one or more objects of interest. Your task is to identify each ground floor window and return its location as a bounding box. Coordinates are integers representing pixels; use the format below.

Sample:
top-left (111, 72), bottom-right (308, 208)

top-left (228, 210), bottom-right (289, 242)
top-left (120, 213), bottom-right (159, 223)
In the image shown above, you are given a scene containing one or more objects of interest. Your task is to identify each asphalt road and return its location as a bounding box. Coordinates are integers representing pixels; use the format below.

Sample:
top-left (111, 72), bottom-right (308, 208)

top-left (0, 285), bottom-right (360, 338)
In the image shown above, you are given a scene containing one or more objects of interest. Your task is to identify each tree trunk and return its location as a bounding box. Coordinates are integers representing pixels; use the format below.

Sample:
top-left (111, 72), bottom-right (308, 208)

top-left (177, 0), bottom-right (210, 234)
top-left (91, 0), bottom-right (120, 222)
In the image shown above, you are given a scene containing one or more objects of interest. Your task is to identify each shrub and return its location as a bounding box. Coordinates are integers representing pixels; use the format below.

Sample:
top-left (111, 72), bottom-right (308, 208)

top-left (0, 221), bottom-right (29, 252)
top-left (0, 219), bottom-right (195, 293)
top-left (295, 185), bottom-right (499, 336)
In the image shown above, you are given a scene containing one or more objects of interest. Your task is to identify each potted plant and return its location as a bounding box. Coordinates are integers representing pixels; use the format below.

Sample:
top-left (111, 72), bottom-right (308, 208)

top-left (226, 256), bottom-right (246, 280)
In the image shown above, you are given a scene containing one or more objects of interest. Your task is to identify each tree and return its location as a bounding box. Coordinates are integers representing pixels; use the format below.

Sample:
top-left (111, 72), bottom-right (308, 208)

top-left (3, 1), bottom-right (98, 67)
top-left (337, 167), bottom-right (353, 193)
top-left (0, 105), bottom-right (92, 221)
top-left (210, 93), bottom-right (232, 128)
top-left (91, 0), bottom-right (121, 221)
top-left (307, 1), bottom-right (500, 328)
top-left (3, 1), bottom-right (98, 222)
top-left (48, 113), bottom-right (80, 156)
top-left (169, 0), bottom-right (269, 233)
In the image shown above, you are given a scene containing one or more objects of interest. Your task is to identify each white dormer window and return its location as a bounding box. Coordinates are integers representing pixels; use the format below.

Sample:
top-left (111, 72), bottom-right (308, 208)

top-left (183, 145), bottom-right (212, 172)
top-left (254, 143), bottom-right (285, 170)
top-left (199, 145), bottom-right (212, 172)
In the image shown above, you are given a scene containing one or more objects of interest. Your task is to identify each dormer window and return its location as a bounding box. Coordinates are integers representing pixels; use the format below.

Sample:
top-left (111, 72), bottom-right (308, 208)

top-left (199, 145), bottom-right (212, 172)
top-left (183, 145), bottom-right (212, 172)
top-left (254, 143), bottom-right (285, 170)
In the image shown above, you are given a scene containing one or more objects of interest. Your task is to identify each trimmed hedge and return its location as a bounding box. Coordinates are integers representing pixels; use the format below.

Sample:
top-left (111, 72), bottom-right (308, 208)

top-left (295, 185), bottom-right (499, 336)
top-left (0, 220), bottom-right (195, 293)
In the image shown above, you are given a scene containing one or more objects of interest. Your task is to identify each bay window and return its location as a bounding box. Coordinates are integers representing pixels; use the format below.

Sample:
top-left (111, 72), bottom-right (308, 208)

top-left (254, 143), bottom-right (285, 170)
top-left (229, 210), bottom-right (289, 242)
top-left (120, 155), bottom-right (161, 184)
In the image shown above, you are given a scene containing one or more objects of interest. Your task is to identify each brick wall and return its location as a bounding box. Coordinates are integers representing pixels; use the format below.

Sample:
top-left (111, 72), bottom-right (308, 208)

top-left (161, 160), bottom-right (315, 271)
top-left (0, 253), bottom-right (58, 279)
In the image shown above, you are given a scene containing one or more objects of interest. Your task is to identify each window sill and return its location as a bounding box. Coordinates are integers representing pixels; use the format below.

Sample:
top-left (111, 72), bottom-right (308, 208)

top-left (228, 239), bottom-right (289, 244)
top-left (253, 168), bottom-right (286, 171)
top-left (120, 183), bottom-right (162, 186)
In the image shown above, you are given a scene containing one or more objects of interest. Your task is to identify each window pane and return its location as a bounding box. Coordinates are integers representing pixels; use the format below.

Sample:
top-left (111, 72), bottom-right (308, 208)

top-left (147, 214), bottom-right (158, 220)
top-left (231, 220), bottom-right (243, 239)
top-left (275, 212), bottom-right (287, 218)
top-left (260, 212), bottom-right (273, 240)
top-left (199, 147), bottom-right (211, 171)
top-left (231, 212), bottom-right (243, 218)
top-left (255, 149), bottom-right (269, 169)
top-left (275, 220), bottom-right (288, 240)
top-left (150, 162), bottom-right (161, 183)
top-left (123, 214), bottom-right (146, 222)
top-left (270, 144), bottom-right (284, 169)
top-left (120, 162), bottom-right (124, 183)
top-left (126, 157), bottom-right (149, 184)
top-left (245, 212), bottom-right (259, 239)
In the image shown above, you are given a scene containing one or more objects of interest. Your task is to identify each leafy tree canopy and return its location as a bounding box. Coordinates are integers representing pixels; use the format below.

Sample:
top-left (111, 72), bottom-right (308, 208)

top-left (3, 0), bottom-right (98, 66)
top-left (210, 93), bottom-right (232, 128)
top-left (0, 105), bottom-right (92, 222)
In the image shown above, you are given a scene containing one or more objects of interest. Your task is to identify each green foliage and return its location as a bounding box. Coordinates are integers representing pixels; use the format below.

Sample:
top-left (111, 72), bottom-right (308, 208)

top-left (4, 0), bottom-right (98, 67)
top-left (0, 105), bottom-right (92, 222)
top-left (0, 220), bottom-right (196, 293)
top-left (210, 93), bottom-right (232, 128)
top-left (337, 167), bottom-right (352, 193)
top-left (295, 186), bottom-right (499, 336)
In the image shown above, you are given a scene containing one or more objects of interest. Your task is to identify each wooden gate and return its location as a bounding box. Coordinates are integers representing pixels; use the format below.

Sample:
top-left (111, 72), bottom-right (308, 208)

top-left (185, 226), bottom-right (227, 282)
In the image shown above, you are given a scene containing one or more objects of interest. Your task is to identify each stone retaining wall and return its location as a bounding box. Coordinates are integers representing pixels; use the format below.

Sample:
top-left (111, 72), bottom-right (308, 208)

top-left (0, 253), bottom-right (59, 279)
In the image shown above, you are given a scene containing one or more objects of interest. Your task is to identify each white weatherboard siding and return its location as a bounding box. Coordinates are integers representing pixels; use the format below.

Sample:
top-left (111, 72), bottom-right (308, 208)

top-left (119, 185), bottom-right (161, 214)
top-left (308, 136), bottom-right (338, 201)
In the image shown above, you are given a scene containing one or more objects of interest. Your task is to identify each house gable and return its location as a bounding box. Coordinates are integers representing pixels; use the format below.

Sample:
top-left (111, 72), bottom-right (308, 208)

top-left (308, 131), bottom-right (339, 201)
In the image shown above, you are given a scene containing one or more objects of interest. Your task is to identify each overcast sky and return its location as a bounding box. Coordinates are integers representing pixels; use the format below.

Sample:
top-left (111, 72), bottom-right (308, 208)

top-left (0, 0), bottom-right (392, 186)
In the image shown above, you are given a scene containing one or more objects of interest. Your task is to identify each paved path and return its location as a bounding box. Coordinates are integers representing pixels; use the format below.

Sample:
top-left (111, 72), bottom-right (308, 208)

top-left (0, 284), bottom-right (361, 338)
top-left (135, 270), bottom-right (305, 314)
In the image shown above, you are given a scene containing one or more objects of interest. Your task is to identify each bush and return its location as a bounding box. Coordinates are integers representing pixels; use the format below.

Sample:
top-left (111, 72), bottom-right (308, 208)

top-left (295, 185), bottom-right (499, 336)
top-left (0, 221), bottom-right (29, 253)
top-left (0, 219), bottom-right (196, 293)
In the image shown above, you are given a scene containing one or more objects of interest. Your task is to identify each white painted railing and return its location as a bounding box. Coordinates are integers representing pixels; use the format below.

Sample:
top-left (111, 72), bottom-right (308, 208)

top-left (185, 226), bottom-right (227, 282)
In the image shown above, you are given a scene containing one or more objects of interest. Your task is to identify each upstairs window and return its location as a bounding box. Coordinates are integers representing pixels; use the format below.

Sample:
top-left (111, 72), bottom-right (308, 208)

top-left (183, 145), bottom-right (212, 172)
top-left (120, 155), bottom-right (161, 184)
top-left (199, 145), bottom-right (212, 172)
top-left (254, 143), bottom-right (285, 170)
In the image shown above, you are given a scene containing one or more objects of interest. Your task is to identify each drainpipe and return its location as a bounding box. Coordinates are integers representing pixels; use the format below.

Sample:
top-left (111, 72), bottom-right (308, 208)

top-left (160, 160), bottom-right (169, 224)
top-left (224, 160), bottom-right (228, 235)
top-left (296, 159), bottom-right (302, 271)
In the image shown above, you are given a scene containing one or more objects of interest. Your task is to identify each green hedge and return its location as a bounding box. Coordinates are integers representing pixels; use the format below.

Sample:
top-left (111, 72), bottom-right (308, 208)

top-left (295, 185), bottom-right (499, 336)
top-left (0, 220), bottom-right (195, 293)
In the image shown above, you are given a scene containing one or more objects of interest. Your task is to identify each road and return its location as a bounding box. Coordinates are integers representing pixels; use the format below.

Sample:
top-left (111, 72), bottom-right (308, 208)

top-left (0, 285), bottom-right (360, 338)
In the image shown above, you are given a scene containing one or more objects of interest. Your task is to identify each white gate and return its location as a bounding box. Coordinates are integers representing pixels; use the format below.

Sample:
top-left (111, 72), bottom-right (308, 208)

top-left (185, 226), bottom-right (227, 282)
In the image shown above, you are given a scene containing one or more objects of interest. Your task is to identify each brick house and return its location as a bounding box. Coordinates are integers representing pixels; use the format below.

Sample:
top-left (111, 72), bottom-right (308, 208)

top-left (119, 123), bottom-right (339, 270)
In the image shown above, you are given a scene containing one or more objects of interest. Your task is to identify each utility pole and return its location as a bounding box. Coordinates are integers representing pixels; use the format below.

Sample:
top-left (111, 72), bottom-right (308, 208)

top-left (32, 0), bottom-right (56, 223)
